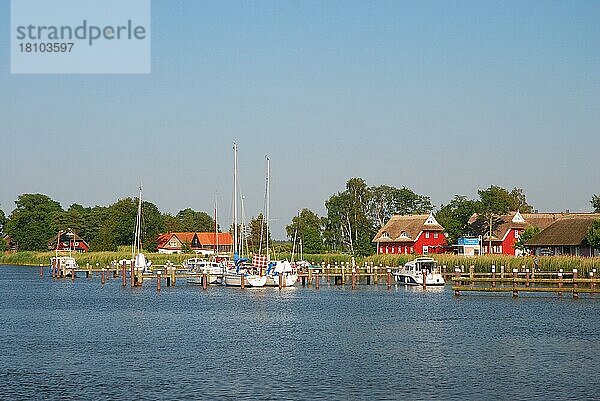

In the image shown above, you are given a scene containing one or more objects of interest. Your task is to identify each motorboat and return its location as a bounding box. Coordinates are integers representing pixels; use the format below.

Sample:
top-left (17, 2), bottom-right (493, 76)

top-left (393, 257), bottom-right (445, 286)
top-left (185, 258), bottom-right (224, 285)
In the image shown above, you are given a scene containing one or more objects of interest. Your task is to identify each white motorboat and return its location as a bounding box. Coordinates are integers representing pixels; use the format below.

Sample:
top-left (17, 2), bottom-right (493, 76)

top-left (50, 255), bottom-right (79, 276)
top-left (185, 259), bottom-right (224, 285)
top-left (393, 257), bottom-right (445, 286)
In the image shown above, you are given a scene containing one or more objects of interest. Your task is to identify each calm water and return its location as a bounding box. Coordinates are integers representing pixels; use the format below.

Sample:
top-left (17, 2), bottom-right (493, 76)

top-left (1, 265), bottom-right (599, 400)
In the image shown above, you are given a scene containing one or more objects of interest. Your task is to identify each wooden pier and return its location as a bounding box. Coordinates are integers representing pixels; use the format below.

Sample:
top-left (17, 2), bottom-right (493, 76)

top-left (44, 260), bottom-right (600, 298)
top-left (451, 265), bottom-right (600, 298)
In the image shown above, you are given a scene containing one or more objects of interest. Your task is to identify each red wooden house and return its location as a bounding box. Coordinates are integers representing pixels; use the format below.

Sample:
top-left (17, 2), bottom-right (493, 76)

top-left (48, 230), bottom-right (90, 253)
top-left (467, 211), bottom-right (572, 256)
top-left (372, 213), bottom-right (446, 255)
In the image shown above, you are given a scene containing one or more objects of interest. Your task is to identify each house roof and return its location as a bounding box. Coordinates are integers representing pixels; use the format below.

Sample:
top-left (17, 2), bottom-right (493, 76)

top-left (48, 230), bottom-right (89, 248)
top-left (468, 211), bottom-right (599, 242)
top-left (372, 213), bottom-right (444, 243)
top-left (156, 232), bottom-right (233, 248)
top-left (526, 217), bottom-right (599, 246)
top-left (197, 232), bottom-right (233, 246)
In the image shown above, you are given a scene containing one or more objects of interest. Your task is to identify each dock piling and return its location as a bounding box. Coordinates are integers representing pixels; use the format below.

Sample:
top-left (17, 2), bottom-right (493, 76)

top-left (573, 269), bottom-right (578, 299)
top-left (157, 272), bottom-right (161, 292)
top-left (512, 269), bottom-right (518, 297)
top-left (422, 269), bottom-right (427, 290)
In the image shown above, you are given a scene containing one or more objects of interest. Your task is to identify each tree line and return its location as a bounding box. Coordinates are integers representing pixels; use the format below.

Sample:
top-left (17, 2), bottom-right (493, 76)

top-left (1, 185), bottom-right (599, 254)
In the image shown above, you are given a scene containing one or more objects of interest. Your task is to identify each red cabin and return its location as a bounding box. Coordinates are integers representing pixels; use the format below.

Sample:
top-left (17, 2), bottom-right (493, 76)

top-left (373, 213), bottom-right (447, 255)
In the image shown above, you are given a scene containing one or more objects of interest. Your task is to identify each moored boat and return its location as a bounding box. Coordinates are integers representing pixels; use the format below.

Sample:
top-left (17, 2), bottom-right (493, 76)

top-left (393, 257), bottom-right (445, 286)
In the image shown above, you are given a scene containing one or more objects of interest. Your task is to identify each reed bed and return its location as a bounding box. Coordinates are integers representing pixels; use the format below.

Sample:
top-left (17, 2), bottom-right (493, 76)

top-left (2, 252), bottom-right (599, 274)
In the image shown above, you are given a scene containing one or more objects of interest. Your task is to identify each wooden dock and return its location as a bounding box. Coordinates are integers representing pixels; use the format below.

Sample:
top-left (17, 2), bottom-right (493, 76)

top-left (43, 259), bottom-right (600, 298)
top-left (450, 266), bottom-right (600, 298)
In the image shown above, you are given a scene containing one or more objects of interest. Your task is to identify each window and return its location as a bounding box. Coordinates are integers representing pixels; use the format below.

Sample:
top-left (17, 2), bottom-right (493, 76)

top-left (434, 233), bottom-right (438, 239)
top-left (423, 246), bottom-right (429, 255)
top-left (400, 231), bottom-right (408, 237)
top-left (515, 230), bottom-right (519, 239)
top-left (425, 232), bottom-right (430, 239)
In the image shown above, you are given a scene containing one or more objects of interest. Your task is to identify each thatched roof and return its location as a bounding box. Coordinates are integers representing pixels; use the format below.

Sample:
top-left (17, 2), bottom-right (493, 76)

top-left (526, 217), bottom-right (599, 246)
top-left (468, 211), bottom-right (599, 242)
top-left (373, 213), bottom-right (444, 243)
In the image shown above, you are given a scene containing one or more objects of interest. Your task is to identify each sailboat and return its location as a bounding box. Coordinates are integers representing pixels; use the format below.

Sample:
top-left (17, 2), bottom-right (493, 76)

top-left (132, 185), bottom-right (152, 272)
top-left (262, 156), bottom-right (298, 287)
top-left (222, 142), bottom-right (267, 287)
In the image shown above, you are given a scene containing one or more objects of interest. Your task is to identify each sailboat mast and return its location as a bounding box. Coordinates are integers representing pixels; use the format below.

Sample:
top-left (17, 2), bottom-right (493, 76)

top-left (265, 156), bottom-right (270, 261)
top-left (214, 194), bottom-right (218, 256)
top-left (134, 184), bottom-right (143, 258)
top-left (233, 143), bottom-right (238, 256)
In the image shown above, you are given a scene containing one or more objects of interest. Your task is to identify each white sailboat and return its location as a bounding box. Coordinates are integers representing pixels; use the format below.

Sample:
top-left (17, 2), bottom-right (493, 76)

top-left (222, 142), bottom-right (267, 287)
top-left (132, 185), bottom-right (152, 272)
top-left (262, 156), bottom-right (298, 287)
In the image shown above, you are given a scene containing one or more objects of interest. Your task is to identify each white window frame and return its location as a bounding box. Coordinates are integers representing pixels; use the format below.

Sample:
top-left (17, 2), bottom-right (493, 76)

top-left (425, 232), bottom-right (430, 239)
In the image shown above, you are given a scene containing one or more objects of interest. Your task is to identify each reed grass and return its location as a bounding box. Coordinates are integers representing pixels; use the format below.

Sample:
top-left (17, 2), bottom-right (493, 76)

top-left (2, 251), bottom-right (599, 274)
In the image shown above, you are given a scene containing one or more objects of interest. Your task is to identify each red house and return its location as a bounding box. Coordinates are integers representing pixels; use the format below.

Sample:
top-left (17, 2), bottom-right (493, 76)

top-left (372, 213), bottom-right (446, 255)
top-left (156, 232), bottom-right (233, 254)
top-left (467, 211), bottom-right (573, 256)
top-left (48, 230), bottom-right (90, 253)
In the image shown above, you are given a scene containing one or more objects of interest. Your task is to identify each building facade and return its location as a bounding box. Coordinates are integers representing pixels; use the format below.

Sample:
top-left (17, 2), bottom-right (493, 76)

top-left (156, 232), bottom-right (233, 254)
top-left (372, 213), bottom-right (446, 255)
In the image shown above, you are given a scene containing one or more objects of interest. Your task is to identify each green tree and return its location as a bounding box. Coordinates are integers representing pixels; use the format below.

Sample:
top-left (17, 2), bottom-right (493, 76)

top-left (176, 208), bottom-right (215, 232)
top-left (163, 213), bottom-right (183, 232)
top-left (0, 237), bottom-right (6, 252)
top-left (5, 194), bottom-right (64, 251)
top-left (369, 185), bottom-right (433, 229)
top-left (515, 226), bottom-right (541, 253)
top-left (286, 208), bottom-right (324, 254)
top-left (0, 208), bottom-right (6, 234)
top-left (325, 178), bottom-right (374, 256)
top-left (587, 220), bottom-right (600, 252)
top-left (435, 195), bottom-right (479, 244)
top-left (247, 213), bottom-right (270, 254)
top-left (591, 194), bottom-right (600, 213)
top-left (93, 198), bottom-right (137, 251)
top-left (474, 186), bottom-right (513, 252)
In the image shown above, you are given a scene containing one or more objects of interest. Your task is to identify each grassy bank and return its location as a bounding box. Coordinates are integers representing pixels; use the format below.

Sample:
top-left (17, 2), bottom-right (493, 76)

top-left (2, 252), bottom-right (599, 274)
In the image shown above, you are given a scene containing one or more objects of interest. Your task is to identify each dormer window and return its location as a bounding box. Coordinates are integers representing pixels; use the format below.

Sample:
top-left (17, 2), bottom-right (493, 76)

top-left (400, 231), bottom-right (408, 237)
top-left (381, 232), bottom-right (390, 239)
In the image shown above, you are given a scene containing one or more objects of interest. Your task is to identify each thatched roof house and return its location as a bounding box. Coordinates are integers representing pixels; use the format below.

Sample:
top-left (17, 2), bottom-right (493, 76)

top-left (526, 216), bottom-right (600, 257)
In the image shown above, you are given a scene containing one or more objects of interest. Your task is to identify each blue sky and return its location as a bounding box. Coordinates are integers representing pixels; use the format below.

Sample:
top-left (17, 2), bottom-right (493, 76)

top-left (1, 0), bottom-right (599, 238)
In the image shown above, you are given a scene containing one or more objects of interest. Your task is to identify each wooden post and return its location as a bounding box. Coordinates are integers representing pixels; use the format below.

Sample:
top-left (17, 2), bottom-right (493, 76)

top-left (386, 268), bottom-right (391, 289)
top-left (558, 269), bottom-right (563, 297)
top-left (71, 266), bottom-right (75, 282)
top-left (157, 272), bottom-right (161, 292)
top-left (326, 264), bottom-right (330, 283)
top-left (491, 265), bottom-right (496, 288)
top-left (525, 269), bottom-right (530, 288)
top-left (101, 269), bottom-right (105, 286)
top-left (203, 273), bottom-right (208, 290)
top-left (315, 270), bottom-right (320, 289)
top-left (591, 269), bottom-right (596, 290)
top-left (40, 264), bottom-right (44, 278)
top-left (121, 263), bottom-right (127, 287)
top-left (241, 274), bottom-right (245, 289)
top-left (500, 265), bottom-right (505, 279)
top-left (573, 269), bottom-right (578, 299)
top-left (341, 262), bottom-right (345, 285)
top-left (308, 266), bottom-right (313, 286)
top-left (469, 265), bottom-right (474, 280)
top-left (130, 260), bottom-right (135, 288)
top-left (351, 268), bottom-right (356, 289)
top-left (278, 272), bottom-right (283, 290)
top-left (51, 258), bottom-right (55, 278)
top-left (454, 268), bottom-right (461, 296)
top-left (422, 269), bottom-right (427, 290)
top-left (366, 263), bottom-right (371, 285)
top-left (512, 268), bottom-right (518, 297)
top-left (57, 259), bottom-right (62, 278)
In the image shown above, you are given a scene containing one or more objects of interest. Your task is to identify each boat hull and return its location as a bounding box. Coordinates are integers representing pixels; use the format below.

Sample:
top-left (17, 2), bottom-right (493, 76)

top-left (264, 273), bottom-right (298, 287)
top-left (394, 273), bottom-right (445, 286)
top-left (222, 273), bottom-right (267, 287)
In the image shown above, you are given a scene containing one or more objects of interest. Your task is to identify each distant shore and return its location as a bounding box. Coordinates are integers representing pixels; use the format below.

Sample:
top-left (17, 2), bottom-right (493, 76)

top-left (1, 252), bottom-right (599, 273)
